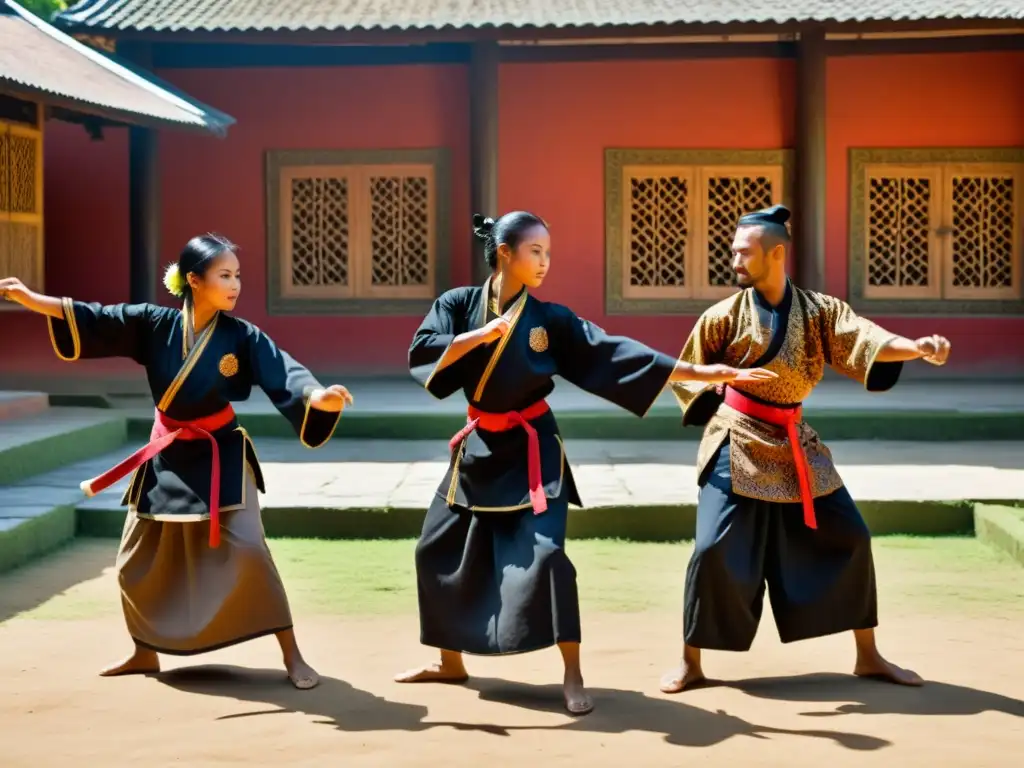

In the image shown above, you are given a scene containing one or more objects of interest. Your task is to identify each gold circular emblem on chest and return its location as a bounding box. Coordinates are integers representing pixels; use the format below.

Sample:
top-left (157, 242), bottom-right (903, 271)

top-left (528, 326), bottom-right (549, 353)
top-left (218, 353), bottom-right (239, 377)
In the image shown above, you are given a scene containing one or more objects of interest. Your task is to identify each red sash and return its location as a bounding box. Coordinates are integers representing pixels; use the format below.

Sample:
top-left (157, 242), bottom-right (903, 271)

top-left (448, 400), bottom-right (552, 514)
top-left (722, 386), bottom-right (817, 529)
top-left (80, 405), bottom-right (236, 547)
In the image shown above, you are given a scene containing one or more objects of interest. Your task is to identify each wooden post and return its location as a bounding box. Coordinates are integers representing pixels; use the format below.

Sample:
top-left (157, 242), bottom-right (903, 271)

top-left (122, 42), bottom-right (161, 304)
top-left (469, 41), bottom-right (499, 285)
top-left (128, 127), bottom-right (160, 303)
top-left (795, 26), bottom-right (826, 292)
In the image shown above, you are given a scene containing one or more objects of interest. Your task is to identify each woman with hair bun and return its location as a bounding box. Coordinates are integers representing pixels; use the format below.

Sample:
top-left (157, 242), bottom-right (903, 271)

top-left (0, 233), bottom-right (352, 689)
top-left (397, 211), bottom-right (775, 714)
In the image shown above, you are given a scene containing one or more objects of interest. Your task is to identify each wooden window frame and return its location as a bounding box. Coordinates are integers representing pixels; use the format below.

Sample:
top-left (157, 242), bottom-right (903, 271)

top-left (265, 148), bottom-right (451, 316)
top-left (849, 147), bottom-right (1024, 317)
top-left (0, 113), bottom-right (44, 312)
top-left (605, 148), bottom-right (794, 315)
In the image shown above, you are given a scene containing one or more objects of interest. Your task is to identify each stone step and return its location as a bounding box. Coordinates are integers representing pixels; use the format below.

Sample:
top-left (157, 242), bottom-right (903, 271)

top-left (974, 504), bottom-right (1024, 567)
top-left (0, 439), bottom-right (1019, 573)
top-left (85, 379), bottom-right (1024, 442)
top-left (0, 391), bottom-right (49, 422)
top-left (0, 408), bottom-right (128, 488)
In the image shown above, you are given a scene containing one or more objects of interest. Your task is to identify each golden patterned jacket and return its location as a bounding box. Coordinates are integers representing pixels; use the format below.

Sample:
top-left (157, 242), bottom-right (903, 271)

top-left (670, 281), bottom-right (903, 503)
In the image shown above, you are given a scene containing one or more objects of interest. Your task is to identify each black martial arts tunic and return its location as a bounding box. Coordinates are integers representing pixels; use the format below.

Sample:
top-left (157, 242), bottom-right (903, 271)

top-left (409, 279), bottom-right (677, 655)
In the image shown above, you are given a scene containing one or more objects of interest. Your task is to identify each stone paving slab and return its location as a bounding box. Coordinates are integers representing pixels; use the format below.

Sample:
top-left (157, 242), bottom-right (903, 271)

top-left (3, 438), bottom-right (1017, 515)
top-left (0, 408), bottom-right (123, 452)
top-left (105, 378), bottom-right (1024, 416)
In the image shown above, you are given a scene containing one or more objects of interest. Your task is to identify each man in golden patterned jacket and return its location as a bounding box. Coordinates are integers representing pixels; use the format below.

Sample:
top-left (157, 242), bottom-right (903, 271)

top-left (659, 204), bottom-right (951, 694)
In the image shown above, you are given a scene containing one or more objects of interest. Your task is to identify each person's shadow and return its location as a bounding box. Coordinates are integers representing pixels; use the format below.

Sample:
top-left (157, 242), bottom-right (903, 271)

top-left (462, 677), bottom-right (889, 750)
top-left (155, 666), bottom-right (509, 736)
top-left (729, 673), bottom-right (1024, 720)
top-left (154, 666), bottom-right (890, 750)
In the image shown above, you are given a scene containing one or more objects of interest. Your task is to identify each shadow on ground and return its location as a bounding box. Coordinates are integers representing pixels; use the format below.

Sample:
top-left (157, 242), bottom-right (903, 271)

top-left (155, 665), bottom-right (890, 750)
top-left (729, 673), bottom-right (1024, 719)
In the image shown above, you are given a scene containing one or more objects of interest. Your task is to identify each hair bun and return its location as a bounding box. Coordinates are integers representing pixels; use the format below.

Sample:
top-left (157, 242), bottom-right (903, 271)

top-left (765, 204), bottom-right (791, 225)
top-left (472, 213), bottom-right (495, 242)
top-left (163, 263), bottom-right (187, 298)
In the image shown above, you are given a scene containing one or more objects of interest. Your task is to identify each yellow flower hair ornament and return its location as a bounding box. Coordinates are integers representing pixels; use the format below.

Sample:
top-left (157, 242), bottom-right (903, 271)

top-left (163, 263), bottom-right (187, 298)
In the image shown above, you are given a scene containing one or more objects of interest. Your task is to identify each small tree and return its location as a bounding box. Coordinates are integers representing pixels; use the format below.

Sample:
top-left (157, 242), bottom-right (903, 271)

top-left (17, 0), bottom-right (68, 21)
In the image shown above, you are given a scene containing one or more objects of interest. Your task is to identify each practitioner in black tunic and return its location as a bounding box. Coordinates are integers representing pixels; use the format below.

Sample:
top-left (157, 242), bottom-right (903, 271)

top-left (395, 211), bottom-right (776, 715)
top-left (659, 205), bottom-right (951, 693)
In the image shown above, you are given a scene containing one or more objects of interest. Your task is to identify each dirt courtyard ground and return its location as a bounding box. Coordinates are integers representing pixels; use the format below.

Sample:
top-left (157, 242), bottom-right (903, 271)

top-left (1, 537), bottom-right (1022, 767)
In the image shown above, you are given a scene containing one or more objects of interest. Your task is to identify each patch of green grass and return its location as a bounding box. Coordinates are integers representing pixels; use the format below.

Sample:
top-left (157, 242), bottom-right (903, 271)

top-left (3, 536), bottom-right (1022, 623)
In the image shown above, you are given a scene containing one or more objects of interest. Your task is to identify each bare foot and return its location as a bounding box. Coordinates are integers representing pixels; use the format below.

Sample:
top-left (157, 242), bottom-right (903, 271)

top-left (854, 653), bottom-right (924, 686)
top-left (563, 670), bottom-right (593, 716)
top-left (659, 660), bottom-right (705, 694)
top-left (394, 660), bottom-right (469, 684)
top-left (99, 647), bottom-right (159, 677)
top-left (286, 657), bottom-right (320, 690)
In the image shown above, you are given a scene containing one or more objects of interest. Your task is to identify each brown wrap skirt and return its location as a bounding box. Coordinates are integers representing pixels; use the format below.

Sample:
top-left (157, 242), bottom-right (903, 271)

top-left (115, 474), bottom-right (293, 654)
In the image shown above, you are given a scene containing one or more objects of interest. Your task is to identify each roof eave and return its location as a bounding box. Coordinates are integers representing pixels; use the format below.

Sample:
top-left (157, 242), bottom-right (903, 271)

top-left (50, 16), bottom-right (1024, 43)
top-left (0, 79), bottom-right (233, 137)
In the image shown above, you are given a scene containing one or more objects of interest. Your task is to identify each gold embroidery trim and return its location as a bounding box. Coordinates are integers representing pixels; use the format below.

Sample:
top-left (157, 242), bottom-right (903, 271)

top-left (445, 438), bottom-right (467, 506)
top-left (156, 311), bottom-right (219, 412)
top-left (861, 332), bottom-right (898, 391)
top-left (470, 436), bottom-right (567, 512)
top-left (129, 427), bottom-right (259, 519)
top-left (443, 433), bottom-right (567, 511)
top-left (180, 301), bottom-right (190, 359)
top-left (422, 339), bottom-right (456, 395)
top-left (528, 326), bottom-right (549, 353)
top-left (298, 386), bottom-right (343, 449)
top-left (219, 353), bottom-right (240, 377)
top-left (46, 297), bottom-right (81, 362)
top-left (472, 289), bottom-right (528, 402)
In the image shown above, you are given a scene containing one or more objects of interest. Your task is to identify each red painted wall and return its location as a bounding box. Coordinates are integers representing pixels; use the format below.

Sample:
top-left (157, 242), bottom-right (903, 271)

top-left (499, 57), bottom-right (795, 356)
top-left (500, 53), bottom-right (1024, 373)
top-left (0, 121), bottom-right (133, 385)
top-left (825, 51), bottom-right (1024, 373)
top-left (1, 64), bottom-right (471, 385)
top-left (3, 50), bottom-right (1021, 387)
top-left (158, 64), bottom-right (471, 373)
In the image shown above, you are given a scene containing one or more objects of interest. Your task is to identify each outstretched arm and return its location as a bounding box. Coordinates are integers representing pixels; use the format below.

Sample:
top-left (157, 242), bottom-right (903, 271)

top-left (875, 334), bottom-right (951, 365)
top-left (668, 360), bottom-right (776, 384)
top-left (0, 277), bottom-right (63, 318)
top-left (2, 276), bottom-right (152, 363)
top-left (819, 296), bottom-right (950, 390)
top-left (246, 323), bottom-right (350, 448)
top-left (551, 307), bottom-right (775, 418)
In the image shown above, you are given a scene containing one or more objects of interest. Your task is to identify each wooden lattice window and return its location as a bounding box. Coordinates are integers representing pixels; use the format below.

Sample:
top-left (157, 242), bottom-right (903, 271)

top-left (864, 163), bottom-right (1021, 301)
top-left (606, 150), bottom-right (792, 314)
top-left (266, 149), bottom-right (450, 315)
top-left (850, 149), bottom-right (1024, 315)
top-left (0, 118), bottom-right (44, 304)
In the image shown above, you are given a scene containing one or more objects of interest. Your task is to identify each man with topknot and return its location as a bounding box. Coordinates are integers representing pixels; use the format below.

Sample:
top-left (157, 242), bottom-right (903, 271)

top-left (660, 204), bottom-right (951, 692)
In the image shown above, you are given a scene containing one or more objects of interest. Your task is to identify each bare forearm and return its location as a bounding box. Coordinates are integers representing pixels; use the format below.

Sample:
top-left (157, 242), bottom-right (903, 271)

top-left (13, 289), bottom-right (64, 319)
top-left (875, 336), bottom-right (923, 362)
top-left (669, 361), bottom-right (730, 383)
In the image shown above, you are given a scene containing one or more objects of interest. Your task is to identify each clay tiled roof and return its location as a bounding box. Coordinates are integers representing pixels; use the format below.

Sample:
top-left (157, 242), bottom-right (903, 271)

top-left (0, 0), bottom-right (233, 135)
top-left (57, 0), bottom-right (1024, 33)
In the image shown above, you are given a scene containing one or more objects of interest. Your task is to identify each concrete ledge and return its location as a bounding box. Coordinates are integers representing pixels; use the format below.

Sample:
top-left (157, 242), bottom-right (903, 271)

top-left (0, 412), bottom-right (128, 487)
top-left (974, 504), bottom-right (1024, 567)
top-left (120, 409), bottom-right (1024, 443)
top-left (0, 392), bottom-right (50, 422)
top-left (76, 498), bottom-right (978, 542)
top-left (0, 505), bottom-right (76, 575)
